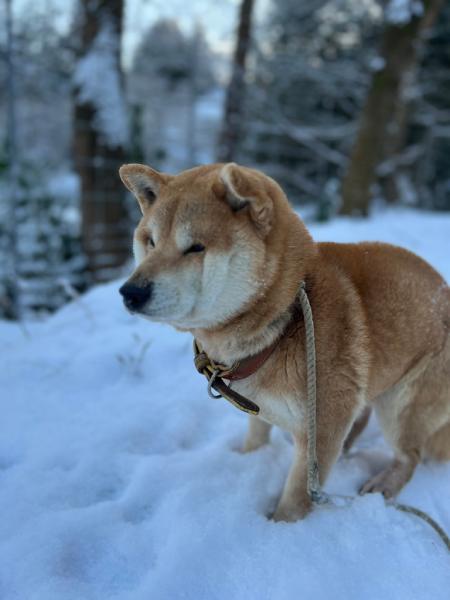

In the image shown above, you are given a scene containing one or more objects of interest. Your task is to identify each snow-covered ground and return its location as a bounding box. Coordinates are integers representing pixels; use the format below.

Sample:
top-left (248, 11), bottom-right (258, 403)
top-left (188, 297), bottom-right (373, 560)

top-left (1, 208), bottom-right (449, 600)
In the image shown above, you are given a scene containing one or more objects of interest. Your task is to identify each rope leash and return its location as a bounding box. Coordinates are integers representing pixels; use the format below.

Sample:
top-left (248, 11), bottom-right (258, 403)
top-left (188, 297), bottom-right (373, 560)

top-left (298, 282), bottom-right (324, 504)
top-left (389, 502), bottom-right (450, 552)
top-left (299, 282), bottom-right (450, 552)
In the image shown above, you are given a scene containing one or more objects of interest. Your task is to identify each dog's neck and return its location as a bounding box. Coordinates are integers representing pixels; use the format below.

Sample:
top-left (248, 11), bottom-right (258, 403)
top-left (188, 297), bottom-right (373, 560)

top-left (191, 221), bottom-right (317, 366)
top-left (192, 303), bottom-right (295, 365)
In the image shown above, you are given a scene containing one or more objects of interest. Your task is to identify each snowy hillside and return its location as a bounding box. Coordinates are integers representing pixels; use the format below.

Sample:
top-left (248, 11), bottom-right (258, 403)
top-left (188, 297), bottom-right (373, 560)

top-left (1, 209), bottom-right (449, 600)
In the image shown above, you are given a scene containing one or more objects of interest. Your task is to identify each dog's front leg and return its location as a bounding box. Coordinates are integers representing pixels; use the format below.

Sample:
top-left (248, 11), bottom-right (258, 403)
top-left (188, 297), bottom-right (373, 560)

top-left (242, 416), bottom-right (272, 452)
top-left (272, 393), bottom-right (360, 522)
top-left (272, 435), bottom-right (311, 521)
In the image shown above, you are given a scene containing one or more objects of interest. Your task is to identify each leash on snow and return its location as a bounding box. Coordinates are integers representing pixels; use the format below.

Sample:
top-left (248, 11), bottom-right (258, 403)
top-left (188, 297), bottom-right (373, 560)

top-left (298, 282), bottom-right (450, 553)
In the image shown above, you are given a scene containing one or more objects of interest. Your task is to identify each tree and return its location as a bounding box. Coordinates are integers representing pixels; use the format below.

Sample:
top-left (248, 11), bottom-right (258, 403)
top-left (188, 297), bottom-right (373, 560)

top-left (0, 2), bottom-right (74, 168)
top-left (128, 19), bottom-right (215, 171)
top-left (0, 162), bottom-right (85, 317)
top-left (242, 0), bottom-right (381, 215)
top-left (1, 0), bottom-right (20, 319)
top-left (340, 0), bottom-right (443, 216)
top-left (0, 2), bottom-right (86, 319)
top-left (412, 2), bottom-right (450, 210)
top-left (73, 0), bottom-right (130, 282)
top-left (217, 0), bottom-right (256, 162)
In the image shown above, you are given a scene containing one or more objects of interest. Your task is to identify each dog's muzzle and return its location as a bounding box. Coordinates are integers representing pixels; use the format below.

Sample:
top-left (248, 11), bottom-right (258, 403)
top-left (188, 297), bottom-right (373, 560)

top-left (119, 281), bottom-right (153, 312)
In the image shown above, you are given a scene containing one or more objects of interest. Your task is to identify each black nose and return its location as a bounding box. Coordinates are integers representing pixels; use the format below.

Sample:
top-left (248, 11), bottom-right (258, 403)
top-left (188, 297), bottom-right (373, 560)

top-left (119, 282), bottom-right (153, 312)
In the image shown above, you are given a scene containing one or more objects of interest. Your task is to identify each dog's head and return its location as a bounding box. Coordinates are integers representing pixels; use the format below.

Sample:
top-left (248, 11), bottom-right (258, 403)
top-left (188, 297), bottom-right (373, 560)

top-left (119, 162), bottom-right (301, 330)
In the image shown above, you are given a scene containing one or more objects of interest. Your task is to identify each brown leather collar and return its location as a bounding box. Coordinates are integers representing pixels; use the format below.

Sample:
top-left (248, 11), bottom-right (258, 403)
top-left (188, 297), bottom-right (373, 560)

top-left (193, 313), bottom-right (299, 414)
top-left (193, 340), bottom-right (275, 415)
top-left (194, 337), bottom-right (279, 382)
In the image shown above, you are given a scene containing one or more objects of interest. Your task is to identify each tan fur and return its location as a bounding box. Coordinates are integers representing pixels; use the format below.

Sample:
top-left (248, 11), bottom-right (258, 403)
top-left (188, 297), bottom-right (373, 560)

top-left (119, 162), bottom-right (450, 522)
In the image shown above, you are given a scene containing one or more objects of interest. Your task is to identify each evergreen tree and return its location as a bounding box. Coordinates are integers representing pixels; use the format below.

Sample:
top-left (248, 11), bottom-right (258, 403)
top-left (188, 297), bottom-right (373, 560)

top-left (0, 155), bottom-right (85, 318)
top-left (412, 2), bottom-right (450, 210)
top-left (128, 19), bottom-right (216, 171)
top-left (0, 1), bottom-right (84, 319)
top-left (243, 0), bottom-right (382, 215)
top-left (340, 0), bottom-right (443, 216)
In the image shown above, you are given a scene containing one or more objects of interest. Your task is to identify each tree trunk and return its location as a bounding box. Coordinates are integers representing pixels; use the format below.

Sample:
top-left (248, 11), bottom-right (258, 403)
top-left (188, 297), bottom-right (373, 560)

top-left (217, 0), bottom-right (255, 163)
top-left (377, 67), bottom-right (412, 204)
top-left (340, 0), bottom-right (443, 216)
top-left (3, 0), bottom-right (20, 319)
top-left (73, 0), bottom-right (130, 282)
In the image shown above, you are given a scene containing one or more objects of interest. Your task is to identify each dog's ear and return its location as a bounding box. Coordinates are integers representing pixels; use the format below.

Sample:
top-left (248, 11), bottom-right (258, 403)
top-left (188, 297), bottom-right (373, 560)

top-left (119, 164), bottom-right (169, 214)
top-left (219, 163), bottom-right (273, 236)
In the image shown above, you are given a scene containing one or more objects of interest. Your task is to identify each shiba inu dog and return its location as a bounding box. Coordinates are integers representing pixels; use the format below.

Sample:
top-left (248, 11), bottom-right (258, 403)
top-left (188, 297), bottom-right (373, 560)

top-left (119, 162), bottom-right (450, 522)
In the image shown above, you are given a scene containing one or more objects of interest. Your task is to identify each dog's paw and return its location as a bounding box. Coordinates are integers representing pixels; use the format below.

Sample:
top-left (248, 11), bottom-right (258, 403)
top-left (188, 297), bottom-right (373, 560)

top-left (239, 439), bottom-right (268, 454)
top-left (271, 501), bottom-right (311, 523)
top-left (359, 469), bottom-right (400, 499)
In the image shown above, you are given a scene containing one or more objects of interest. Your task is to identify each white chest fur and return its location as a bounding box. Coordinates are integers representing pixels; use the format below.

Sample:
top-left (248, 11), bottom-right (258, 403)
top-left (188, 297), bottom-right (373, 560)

top-left (231, 377), bottom-right (305, 434)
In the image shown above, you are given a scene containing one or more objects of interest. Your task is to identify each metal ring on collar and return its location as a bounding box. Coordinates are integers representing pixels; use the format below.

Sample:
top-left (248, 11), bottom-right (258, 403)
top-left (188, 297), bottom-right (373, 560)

top-left (207, 369), bottom-right (223, 399)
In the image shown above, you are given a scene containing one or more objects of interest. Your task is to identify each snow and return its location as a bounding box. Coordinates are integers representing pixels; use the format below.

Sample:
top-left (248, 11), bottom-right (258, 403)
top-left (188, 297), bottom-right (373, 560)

top-left (386, 0), bottom-right (424, 25)
top-left (1, 208), bottom-right (449, 600)
top-left (74, 21), bottom-right (128, 148)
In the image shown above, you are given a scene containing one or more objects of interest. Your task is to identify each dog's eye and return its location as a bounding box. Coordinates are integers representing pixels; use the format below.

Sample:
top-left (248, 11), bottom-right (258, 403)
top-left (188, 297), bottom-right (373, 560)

top-left (148, 237), bottom-right (155, 248)
top-left (143, 187), bottom-right (156, 202)
top-left (184, 243), bottom-right (205, 255)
